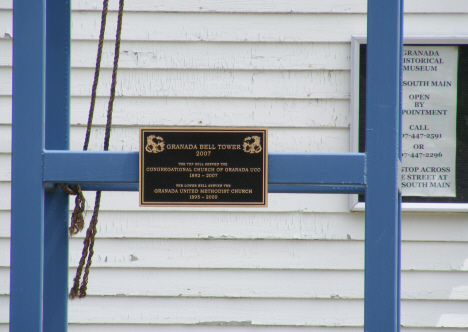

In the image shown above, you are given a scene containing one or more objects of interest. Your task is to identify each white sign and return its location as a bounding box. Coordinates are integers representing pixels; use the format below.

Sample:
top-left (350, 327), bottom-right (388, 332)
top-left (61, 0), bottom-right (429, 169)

top-left (401, 46), bottom-right (458, 197)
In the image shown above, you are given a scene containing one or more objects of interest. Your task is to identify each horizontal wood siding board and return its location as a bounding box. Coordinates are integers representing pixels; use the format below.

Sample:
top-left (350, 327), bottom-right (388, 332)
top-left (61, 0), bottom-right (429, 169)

top-left (69, 97), bottom-right (350, 128)
top-left (67, 326), bottom-right (363, 332)
top-left (3, 0), bottom-right (468, 13)
top-left (72, 269), bottom-right (468, 301)
top-left (0, 238), bottom-right (451, 271)
top-left (1, 12), bottom-right (468, 43)
top-left (66, 327), bottom-right (465, 332)
top-left (0, 39), bottom-right (9, 67)
top-left (41, 296), bottom-right (468, 327)
top-left (4, 1), bottom-right (468, 14)
top-left (0, 125), bottom-right (350, 153)
top-left (1, 40), bottom-right (352, 70)
top-left (2, 67), bottom-right (350, 99)
top-left (73, 41), bottom-right (351, 71)
top-left (53, 211), bottom-right (468, 242)
top-left (0, 267), bottom-right (467, 302)
top-left (69, 127), bottom-right (349, 153)
top-left (0, 155), bottom-right (8, 181)
top-left (66, 68), bottom-right (350, 99)
top-left (0, 182), bottom-right (350, 212)
top-left (0, 96), bottom-right (351, 128)
top-left (56, 13), bottom-right (468, 42)
top-left (66, 297), bottom-right (364, 326)
top-left (1, 208), bottom-right (468, 242)
top-left (69, 269), bottom-right (468, 301)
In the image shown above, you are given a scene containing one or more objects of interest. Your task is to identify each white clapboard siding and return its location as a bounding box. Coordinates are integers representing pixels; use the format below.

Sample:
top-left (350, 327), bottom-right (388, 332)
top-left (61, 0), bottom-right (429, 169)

top-left (0, 126), bottom-right (10, 154)
top-left (73, 12), bottom-right (368, 42)
top-left (5, 0), bottom-right (468, 15)
top-left (0, 267), bottom-right (466, 301)
top-left (2, 207), bottom-right (468, 242)
top-left (70, 13), bottom-right (468, 42)
top-left (1, 12), bottom-right (468, 43)
top-left (70, 97), bottom-right (350, 128)
top-left (69, 68), bottom-right (350, 99)
top-left (0, 68), bottom-right (10, 96)
top-left (63, 0), bottom-right (468, 14)
top-left (0, 125), bottom-right (350, 153)
top-left (0, 13), bottom-right (11, 38)
top-left (65, 327), bottom-right (462, 332)
top-left (65, 238), bottom-right (365, 270)
top-left (78, 126), bottom-right (349, 152)
top-left (72, 41), bottom-right (352, 70)
top-left (0, 182), bottom-right (350, 213)
top-left (0, 39), bottom-right (9, 67)
top-left (0, 38), bottom-right (353, 69)
top-left (2, 0), bottom-right (468, 14)
top-left (1, 210), bottom-right (364, 240)
top-left (72, 269), bottom-right (468, 301)
top-left (0, 96), bottom-right (350, 128)
top-left (68, 326), bottom-right (363, 332)
top-left (63, 239), bottom-right (468, 271)
top-left (0, 212), bottom-right (8, 238)
top-left (69, 269), bottom-right (468, 301)
top-left (69, 297), bottom-right (468, 328)
top-left (60, 211), bottom-right (468, 242)
top-left (86, 191), bottom-right (351, 213)
top-left (0, 155), bottom-right (8, 181)
top-left (67, 297), bottom-right (364, 326)
top-left (73, 269), bottom-right (468, 301)
top-left (0, 236), bottom-right (466, 271)
top-left (0, 183), bottom-right (9, 211)
top-left (70, 127), bottom-right (349, 152)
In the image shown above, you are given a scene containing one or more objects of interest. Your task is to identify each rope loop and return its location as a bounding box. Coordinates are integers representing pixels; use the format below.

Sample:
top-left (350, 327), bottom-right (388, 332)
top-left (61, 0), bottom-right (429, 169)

top-left (60, 184), bottom-right (86, 236)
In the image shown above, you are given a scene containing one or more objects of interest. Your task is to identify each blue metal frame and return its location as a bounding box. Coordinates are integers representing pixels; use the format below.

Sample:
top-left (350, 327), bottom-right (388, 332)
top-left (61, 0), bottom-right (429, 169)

top-left (365, 1), bottom-right (403, 330)
top-left (44, 0), bottom-right (71, 330)
top-left (11, 0), bottom-right (402, 330)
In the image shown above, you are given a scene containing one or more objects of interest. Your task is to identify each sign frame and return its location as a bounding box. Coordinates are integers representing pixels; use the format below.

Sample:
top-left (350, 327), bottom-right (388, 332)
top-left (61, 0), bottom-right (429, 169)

top-left (350, 35), bottom-right (468, 212)
top-left (139, 127), bottom-right (268, 207)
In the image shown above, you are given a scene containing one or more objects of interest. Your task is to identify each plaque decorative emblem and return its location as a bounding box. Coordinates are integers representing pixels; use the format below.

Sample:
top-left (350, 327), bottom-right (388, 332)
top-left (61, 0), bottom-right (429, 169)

top-left (145, 135), bottom-right (165, 153)
top-left (242, 136), bottom-right (262, 154)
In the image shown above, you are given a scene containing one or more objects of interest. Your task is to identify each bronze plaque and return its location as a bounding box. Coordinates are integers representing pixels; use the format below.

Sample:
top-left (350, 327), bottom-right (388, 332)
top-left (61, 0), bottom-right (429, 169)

top-left (139, 127), bottom-right (268, 207)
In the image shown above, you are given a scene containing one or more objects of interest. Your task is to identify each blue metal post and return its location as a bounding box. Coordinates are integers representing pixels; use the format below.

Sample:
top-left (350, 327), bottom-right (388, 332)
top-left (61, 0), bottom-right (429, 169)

top-left (365, 0), bottom-right (403, 331)
top-left (11, 0), bottom-right (46, 330)
top-left (43, 0), bottom-right (71, 330)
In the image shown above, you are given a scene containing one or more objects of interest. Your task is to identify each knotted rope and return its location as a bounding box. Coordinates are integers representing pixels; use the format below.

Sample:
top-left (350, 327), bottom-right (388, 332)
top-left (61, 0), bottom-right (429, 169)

top-left (63, 0), bottom-right (124, 299)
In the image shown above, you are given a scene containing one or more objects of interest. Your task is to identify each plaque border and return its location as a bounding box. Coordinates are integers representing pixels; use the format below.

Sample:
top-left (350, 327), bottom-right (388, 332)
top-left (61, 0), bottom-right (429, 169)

top-left (139, 127), bottom-right (268, 207)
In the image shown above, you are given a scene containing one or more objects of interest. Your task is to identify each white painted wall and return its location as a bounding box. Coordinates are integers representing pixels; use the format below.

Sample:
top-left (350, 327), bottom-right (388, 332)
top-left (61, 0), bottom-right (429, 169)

top-left (1, 0), bottom-right (468, 330)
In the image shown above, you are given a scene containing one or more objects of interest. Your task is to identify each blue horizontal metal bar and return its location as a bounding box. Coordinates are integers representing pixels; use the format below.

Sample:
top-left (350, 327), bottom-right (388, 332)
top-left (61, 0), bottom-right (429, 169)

top-left (72, 183), bottom-right (365, 194)
top-left (43, 151), bottom-right (366, 188)
top-left (43, 150), bottom-right (139, 184)
top-left (269, 153), bottom-right (365, 185)
top-left (269, 184), bottom-right (365, 193)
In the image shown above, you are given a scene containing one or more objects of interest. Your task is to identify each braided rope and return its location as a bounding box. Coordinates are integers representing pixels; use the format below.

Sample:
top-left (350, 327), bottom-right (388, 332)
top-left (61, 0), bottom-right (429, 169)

top-left (83, 0), bottom-right (109, 151)
top-left (67, 0), bottom-right (124, 299)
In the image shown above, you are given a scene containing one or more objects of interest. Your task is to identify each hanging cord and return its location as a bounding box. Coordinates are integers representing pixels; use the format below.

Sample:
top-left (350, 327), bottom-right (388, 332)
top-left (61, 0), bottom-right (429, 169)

top-left (67, 0), bottom-right (125, 299)
top-left (63, 0), bottom-right (109, 239)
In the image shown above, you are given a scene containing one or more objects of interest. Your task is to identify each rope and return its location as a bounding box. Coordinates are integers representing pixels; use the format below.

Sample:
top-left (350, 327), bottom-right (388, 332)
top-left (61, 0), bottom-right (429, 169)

top-left (60, 184), bottom-right (85, 236)
top-left (65, 0), bottom-right (125, 299)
